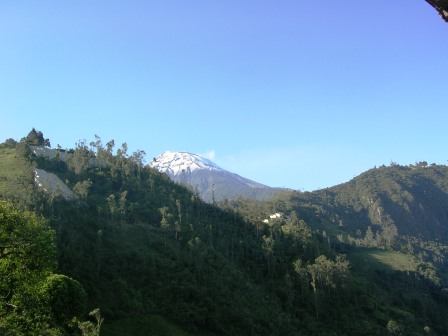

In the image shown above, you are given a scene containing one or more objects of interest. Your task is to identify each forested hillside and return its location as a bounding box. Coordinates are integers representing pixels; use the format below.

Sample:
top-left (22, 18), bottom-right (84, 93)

top-left (307, 163), bottom-right (448, 241)
top-left (1, 130), bottom-right (448, 335)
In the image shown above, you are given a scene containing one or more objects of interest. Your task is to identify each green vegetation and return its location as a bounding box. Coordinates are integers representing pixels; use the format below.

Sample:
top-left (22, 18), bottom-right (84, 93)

top-left (0, 201), bottom-right (87, 335)
top-left (1, 129), bottom-right (448, 335)
top-left (102, 315), bottom-right (210, 336)
top-left (351, 250), bottom-right (418, 272)
top-left (0, 143), bottom-right (37, 210)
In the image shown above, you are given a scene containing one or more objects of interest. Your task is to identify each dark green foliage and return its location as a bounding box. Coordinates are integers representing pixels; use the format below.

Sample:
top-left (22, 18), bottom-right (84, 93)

top-left (217, 164), bottom-right (448, 335)
top-left (4, 138), bottom-right (17, 147)
top-left (2, 134), bottom-right (448, 335)
top-left (0, 144), bottom-right (40, 211)
top-left (308, 164), bottom-right (448, 243)
top-left (0, 202), bottom-right (79, 334)
top-left (102, 315), bottom-right (209, 336)
top-left (24, 128), bottom-right (51, 147)
top-left (0, 204), bottom-right (47, 331)
top-left (40, 274), bottom-right (87, 325)
top-left (77, 308), bottom-right (104, 336)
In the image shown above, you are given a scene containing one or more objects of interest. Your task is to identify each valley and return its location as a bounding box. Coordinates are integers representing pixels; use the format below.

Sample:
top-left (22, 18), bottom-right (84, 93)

top-left (1, 130), bottom-right (448, 335)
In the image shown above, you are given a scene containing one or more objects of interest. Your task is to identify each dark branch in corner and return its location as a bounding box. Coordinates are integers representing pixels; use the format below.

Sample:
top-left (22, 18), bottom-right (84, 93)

top-left (425, 0), bottom-right (448, 22)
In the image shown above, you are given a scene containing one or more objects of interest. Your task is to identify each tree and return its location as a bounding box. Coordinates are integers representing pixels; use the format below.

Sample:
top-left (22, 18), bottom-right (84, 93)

top-left (102, 138), bottom-right (116, 168)
top-left (307, 255), bottom-right (350, 295)
top-left (382, 223), bottom-right (398, 249)
top-left (78, 308), bottom-right (104, 336)
top-left (292, 258), bottom-right (308, 298)
top-left (24, 128), bottom-right (51, 147)
top-left (68, 140), bottom-right (92, 175)
top-left (159, 207), bottom-right (173, 248)
top-left (107, 194), bottom-right (117, 224)
top-left (0, 202), bottom-right (76, 333)
top-left (308, 255), bottom-right (336, 297)
top-left (4, 138), bottom-right (17, 148)
top-left (281, 215), bottom-right (312, 246)
top-left (119, 191), bottom-right (128, 229)
top-left (262, 235), bottom-right (275, 274)
top-left (73, 179), bottom-right (93, 199)
top-left (363, 226), bottom-right (376, 247)
top-left (90, 135), bottom-right (106, 169)
top-left (386, 320), bottom-right (402, 335)
top-left (130, 149), bottom-right (146, 180)
top-left (39, 274), bottom-right (87, 326)
top-left (306, 254), bottom-right (350, 324)
top-left (175, 199), bottom-right (182, 240)
top-left (0, 201), bottom-right (56, 301)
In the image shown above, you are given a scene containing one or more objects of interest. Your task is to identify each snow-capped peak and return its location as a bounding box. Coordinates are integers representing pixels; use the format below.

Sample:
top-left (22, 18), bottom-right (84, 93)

top-left (149, 151), bottom-right (225, 176)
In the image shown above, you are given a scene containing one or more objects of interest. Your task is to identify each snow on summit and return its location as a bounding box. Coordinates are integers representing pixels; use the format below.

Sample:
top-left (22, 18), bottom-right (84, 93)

top-left (149, 151), bottom-right (224, 176)
top-left (149, 150), bottom-right (282, 202)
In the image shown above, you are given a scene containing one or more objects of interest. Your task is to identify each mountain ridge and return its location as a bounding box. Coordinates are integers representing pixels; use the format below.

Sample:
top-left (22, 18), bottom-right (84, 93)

top-left (2, 131), bottom-right (448, 335)
top-left (150, 151), bottom-right (282, 202)
top-left (150, 151), bottom-right (224, 176)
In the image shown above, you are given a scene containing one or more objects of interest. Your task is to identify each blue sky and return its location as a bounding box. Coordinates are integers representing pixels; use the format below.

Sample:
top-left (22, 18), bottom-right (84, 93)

top-left (1, 1), bottom-right (447, 191)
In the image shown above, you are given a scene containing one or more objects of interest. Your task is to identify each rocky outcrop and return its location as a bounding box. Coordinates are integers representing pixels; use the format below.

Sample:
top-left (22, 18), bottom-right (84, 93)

top-left (33, 168), bottom-right (77, 200)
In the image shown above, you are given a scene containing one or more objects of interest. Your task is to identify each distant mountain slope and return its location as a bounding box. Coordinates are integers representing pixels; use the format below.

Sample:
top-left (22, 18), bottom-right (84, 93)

top-left (330, 164), bottom-right (448, 241)
top-left (282, 163), bottom-right (448, 244)
top-left (150, 151), bottom-right (283, 202)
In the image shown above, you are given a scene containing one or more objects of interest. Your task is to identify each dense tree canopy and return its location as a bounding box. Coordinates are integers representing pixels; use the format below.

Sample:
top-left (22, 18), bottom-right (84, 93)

top-left (2, 132), bottom-right (448, 335)
top-left (0, 202), bottom-right (87, 335)
top-left (24, 128), bottom-right (51, 147)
